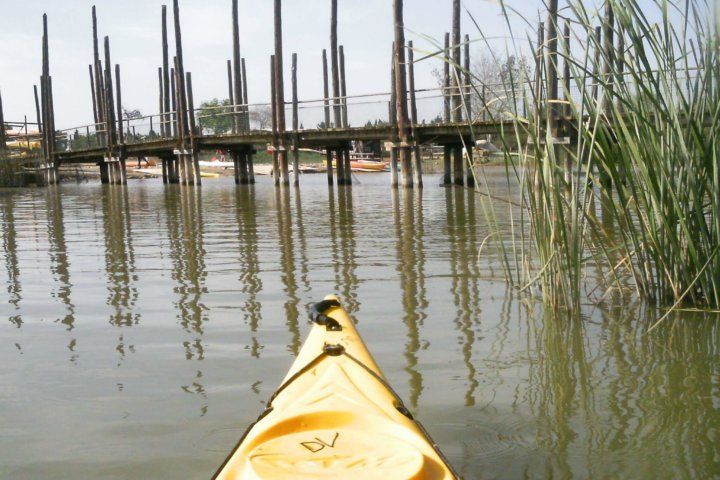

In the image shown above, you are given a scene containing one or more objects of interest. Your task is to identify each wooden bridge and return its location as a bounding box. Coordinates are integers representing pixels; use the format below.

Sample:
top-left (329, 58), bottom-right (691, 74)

top-left (0, 0), bottom-right (594, 189)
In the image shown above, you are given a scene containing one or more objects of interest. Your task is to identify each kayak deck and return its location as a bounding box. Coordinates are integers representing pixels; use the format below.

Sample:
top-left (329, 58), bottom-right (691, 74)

top-left (213, 296), bottom-right (457, 479)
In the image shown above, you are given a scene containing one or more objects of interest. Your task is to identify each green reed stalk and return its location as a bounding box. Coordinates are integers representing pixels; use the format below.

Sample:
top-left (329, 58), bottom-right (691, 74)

top-left (463, 0), bottom-right (718, 311)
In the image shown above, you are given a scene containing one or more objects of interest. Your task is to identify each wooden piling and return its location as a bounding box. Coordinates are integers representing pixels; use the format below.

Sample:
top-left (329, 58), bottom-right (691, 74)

top-left (322, 49), bottom-right (331, 129)
top-left (170, 67), bottom-right (177, 138)
top-left (33, 85), bottom-right (42, 133)
top-left (392, 0), bottom-right (413, 188)
top-left (157, 67), bottom-right (163, 137)
top-left (232, 0), bottom-right (243, 134)
top-left (330, 0), bottom-right (342, 130)
top-left (534, 21), bottom-right (545, 136)
top-left (0, 90), bottom-right (6, 154)
top-left (161, 5), bottom-right (171, 138)
top-left (339, 45), bottom-right (348, 128)
top-left (322, 49), bottom-right (333, 185)
top-left (339, 45), bottom-right (350, 184)
top-left (451, 0), bottom-right (464, 186)
top-left (291, 52), bottom-right (300, 186)
top-left (186, 71), bottom-right (202, 185)
top-left (389, 51), bottom-right (398, 188)
top-left (407, 40), bottom-right (422, 188)
top-left (270, 55), bottom-right (280, 185)
top-left (273, 0), bottom-right (289, 186)
top-left (89, 64), bottom-right (98, 125)
top-left (115, 63), bottom-right (127, 184)
top-left (241, 58), bottom-right (250, 131)
top-left (601, 0), bottom-right (614, 115)
top-left (92, 7), bottom-right (106, 142)
top-left (463, 34), bottom-right (472, 122)
top-left (463, 33), bottom-right (474, 188)
top-left (442, 32), bottom-right (451, 185)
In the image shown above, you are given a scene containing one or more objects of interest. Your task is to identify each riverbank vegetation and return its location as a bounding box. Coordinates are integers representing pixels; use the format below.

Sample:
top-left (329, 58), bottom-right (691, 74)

top-left (468, 0), bottom-right (719, 313)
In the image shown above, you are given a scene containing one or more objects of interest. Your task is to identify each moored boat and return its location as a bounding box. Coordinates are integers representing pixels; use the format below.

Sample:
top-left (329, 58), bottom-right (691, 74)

top-left (213, 296), bottom-right (458, 479)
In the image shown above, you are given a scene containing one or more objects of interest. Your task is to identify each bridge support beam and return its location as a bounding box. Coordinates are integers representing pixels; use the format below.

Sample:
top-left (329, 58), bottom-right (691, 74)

top-left (99, 155), bottom-right (127, 185)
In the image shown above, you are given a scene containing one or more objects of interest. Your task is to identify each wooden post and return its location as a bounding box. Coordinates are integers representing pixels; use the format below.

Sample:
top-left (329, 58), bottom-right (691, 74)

top-left (463, 34), bottom-right (472, 122)
top-left (162, 5), bottom-right (171, 138)
top-left (115, 63), bottom-right (127, 184)
top-left (242, 58), bottom-right (250, 131)
top-left (330, 0), bottom-right (342, 130)
top-left (339, 45), bottom-right (350, 184)
top-left (393, 0), bottom-right (412, 188)
top-left (442, 32), bottom-right (451, 185)
top-left (242, 63), bottom-right (253, 181)
top-left (172, 0), bottom-right (189, 143)
top-left (270, 55), bottom-right (280, 186)
top-left (0, 90), bottom-right (6, 154)
top-left (451, 0), bottom-right (463, 186)
top-left (408, 40), bottom-right (422, 188)
top-left (322, 49), bottom-right (331, 129)
top-left (102, 36), bottom-right (119, 183)
top-left (463, 34), bottom-right (474, 188)
top-left (92, 7), bottom-right (106, 143)
top-left (389, 50), bottom-right (398, 188)
top-left (157, 67), bottom-right (163, 137)
top-left (170, 67), bottom-right (176, 138)
top-left (601, 0), bottom-right (614, 116)
top-left (186, 71), bottom-right (202, 185)
top-left (274, 0), bottom-right (289, 186)
top-left (33, 85), bottom-right (42, 133)
top-left (322, 49), bottom-right (333, 185)
top-left (292, 52), bottom-right (300, 186)
top-left (232, 0), bottom-right (243, 134)
top-left (534, 21), bottom-right (545, 136)
top-left (89, 64), bottom-right (98, 125)
top-left (339, 45), bottom-right (348, 128)
top-left (451, 0), bottom-right (462, 123)
top-left (562, 19), bottom-right (572, 184)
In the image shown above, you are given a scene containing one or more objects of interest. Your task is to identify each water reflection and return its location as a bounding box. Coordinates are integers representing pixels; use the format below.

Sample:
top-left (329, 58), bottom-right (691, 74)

top-left (0, 194), bottom-right (22, 327)
top-left (164, 186), bottom-right (208, 333)
top-left (276, 187), bottom-right (301, 354)
top-left (447, 187), bottom-right (481, 406)
top-left (393, 188), bottom-right (426, 408)
top-left (235, 187), bottom-right (263, 358)
top-left (330, 186), bottom-right (359, 315)
top-left (102, 185), bottom-right (139, 327)
top-left (1, 179), bottom-right (718, 479)
top-left (46, 188), bottom-right (75, 330)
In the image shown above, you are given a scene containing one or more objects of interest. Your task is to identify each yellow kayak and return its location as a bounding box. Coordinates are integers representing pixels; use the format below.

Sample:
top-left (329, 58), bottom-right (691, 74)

top-left (213, 295), bottom-right (458, 479)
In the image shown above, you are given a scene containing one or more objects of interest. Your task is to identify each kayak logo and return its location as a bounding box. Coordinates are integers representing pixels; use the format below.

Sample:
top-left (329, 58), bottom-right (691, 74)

top-left (300, 432), bottom-right (339, 453)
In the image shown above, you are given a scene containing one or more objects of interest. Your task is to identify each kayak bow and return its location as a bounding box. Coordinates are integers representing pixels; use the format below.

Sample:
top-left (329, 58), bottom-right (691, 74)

top-left (213, 295), bottom-right (458, 479)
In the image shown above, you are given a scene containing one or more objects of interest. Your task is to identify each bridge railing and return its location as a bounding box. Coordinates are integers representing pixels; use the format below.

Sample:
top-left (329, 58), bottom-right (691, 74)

top-left (54, 123), bottom-right (106, 153)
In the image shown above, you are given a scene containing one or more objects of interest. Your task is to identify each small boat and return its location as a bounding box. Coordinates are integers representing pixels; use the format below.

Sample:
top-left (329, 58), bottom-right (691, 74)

top-left (332, 158), bottom-right (389, 172)
top-left (213, 296), bottom-right (458, 479)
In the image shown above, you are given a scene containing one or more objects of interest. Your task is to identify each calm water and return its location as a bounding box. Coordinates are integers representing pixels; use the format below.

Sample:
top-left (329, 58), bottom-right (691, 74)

top-left (1, 172), bottom-right (718, 479)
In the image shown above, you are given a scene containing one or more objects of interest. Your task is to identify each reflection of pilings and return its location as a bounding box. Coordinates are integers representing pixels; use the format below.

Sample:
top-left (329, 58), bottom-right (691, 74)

top-left (0, 196), bottom-right (23, 327)
top-left (276, 187), bottom-right (301, 354)
top-left (46, 188), bottom-right (75, 330)
top-left (446, 187), bottom-right (478, 406)
top-left (235, 187), bottom-right (263, 357)
top-left (165, 186), bottom-right (208, 334)
top-left (336, 186), bottom-right (358, 314)
top-left (101, 186), bottom-right (139, 327)
top-left (293, 187), bottom-right (311, 293)
top-left (393, 188), bottom-right (425, 408)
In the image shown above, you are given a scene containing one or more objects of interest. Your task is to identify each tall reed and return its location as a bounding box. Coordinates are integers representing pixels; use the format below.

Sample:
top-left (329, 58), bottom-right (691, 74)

top-left (464, 0), bottom-right (719, 311)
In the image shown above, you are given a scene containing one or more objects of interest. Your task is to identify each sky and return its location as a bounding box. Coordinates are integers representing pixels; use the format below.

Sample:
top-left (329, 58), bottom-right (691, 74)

top-left (0, 0), bottom-right (694, 130)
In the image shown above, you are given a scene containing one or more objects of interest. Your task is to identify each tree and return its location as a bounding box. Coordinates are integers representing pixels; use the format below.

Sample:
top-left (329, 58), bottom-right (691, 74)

top-left (198, 98), bottom-right (233, 134)
top-left (469, 53), bottom-right (530, 120)
top-left (249, 105), bottom-right (273, 130)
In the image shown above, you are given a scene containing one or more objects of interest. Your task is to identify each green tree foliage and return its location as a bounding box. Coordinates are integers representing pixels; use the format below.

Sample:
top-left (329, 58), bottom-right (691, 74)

top-left (198, 98), bottom-right (233, 134)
